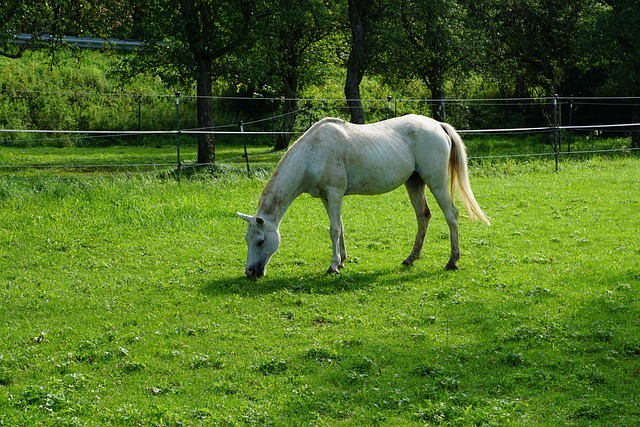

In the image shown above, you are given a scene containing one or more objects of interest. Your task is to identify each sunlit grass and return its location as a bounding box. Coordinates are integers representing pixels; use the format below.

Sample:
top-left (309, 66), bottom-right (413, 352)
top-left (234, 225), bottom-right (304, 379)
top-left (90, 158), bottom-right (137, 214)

top-left (0, 154), bottom-right (638, 425)
top-left (0, 143), bottom-right (284, 177)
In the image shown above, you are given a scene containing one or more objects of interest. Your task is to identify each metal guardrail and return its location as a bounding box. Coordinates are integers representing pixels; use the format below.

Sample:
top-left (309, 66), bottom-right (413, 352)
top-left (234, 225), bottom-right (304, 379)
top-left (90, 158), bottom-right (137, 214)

top-left (12, 33), bottom-right (144, 51)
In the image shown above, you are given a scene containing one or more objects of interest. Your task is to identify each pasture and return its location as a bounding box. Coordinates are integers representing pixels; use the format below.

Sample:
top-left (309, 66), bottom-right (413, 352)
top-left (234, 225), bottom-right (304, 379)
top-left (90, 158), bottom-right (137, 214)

top-left (0, 152), bottom-right (639, 425)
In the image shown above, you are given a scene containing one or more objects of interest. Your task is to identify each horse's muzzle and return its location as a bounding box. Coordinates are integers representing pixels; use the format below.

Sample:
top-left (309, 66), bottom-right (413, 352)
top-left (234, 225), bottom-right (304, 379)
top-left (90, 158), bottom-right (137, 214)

top-left (245, 265), bottom-right (265, 279)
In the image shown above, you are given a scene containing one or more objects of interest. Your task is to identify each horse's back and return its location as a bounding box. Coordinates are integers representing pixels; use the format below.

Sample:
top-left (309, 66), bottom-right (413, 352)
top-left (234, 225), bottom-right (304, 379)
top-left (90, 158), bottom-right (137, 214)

top-left (313, 114), bottom-right (449, 153)
top-left (292, 115), bottom-right (451, 196)
top-left (319, 114), bottom-right (452, 176)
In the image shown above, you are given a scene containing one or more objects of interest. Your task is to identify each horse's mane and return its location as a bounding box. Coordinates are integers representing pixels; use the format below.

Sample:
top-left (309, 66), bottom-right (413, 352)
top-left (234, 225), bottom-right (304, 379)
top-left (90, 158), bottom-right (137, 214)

top-left (259, 117), bottom-right (346, 208)
top-left (259, 169), bottom-right (280, 206)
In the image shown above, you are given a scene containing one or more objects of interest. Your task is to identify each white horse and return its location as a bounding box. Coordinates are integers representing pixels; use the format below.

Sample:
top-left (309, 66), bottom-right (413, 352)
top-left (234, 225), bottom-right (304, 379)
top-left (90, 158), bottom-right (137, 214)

top-left (237, 114), bottom-right (489, 278)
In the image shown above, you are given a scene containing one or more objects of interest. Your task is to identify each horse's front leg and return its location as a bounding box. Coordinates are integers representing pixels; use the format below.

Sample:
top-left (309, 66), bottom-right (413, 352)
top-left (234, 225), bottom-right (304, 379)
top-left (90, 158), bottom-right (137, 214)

top-left (322, 193), bottom-right (346, 274)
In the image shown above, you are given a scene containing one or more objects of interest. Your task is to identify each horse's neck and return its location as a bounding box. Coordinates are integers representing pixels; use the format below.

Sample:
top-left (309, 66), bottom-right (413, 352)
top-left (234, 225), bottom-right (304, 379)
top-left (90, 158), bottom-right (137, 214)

top-left (257, 165), bottom-right (304, 226)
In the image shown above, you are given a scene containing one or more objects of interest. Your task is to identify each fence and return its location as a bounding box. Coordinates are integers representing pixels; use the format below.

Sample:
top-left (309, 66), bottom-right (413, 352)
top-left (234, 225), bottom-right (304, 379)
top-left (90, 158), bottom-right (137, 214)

top-left (0, 92), bottom-right (638, 173)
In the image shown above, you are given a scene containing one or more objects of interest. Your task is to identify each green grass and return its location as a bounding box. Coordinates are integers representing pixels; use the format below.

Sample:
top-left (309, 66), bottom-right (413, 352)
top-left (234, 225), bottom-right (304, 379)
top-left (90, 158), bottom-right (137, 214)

top-left (0, 155), bottom-right (639, 425)
top-left (0, 143), bottom-right (284, 176)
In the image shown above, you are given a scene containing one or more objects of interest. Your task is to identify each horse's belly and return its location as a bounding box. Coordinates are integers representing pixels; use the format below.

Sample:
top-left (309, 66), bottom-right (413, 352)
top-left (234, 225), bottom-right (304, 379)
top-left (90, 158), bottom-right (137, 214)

top-left (344, 155), bottom-right (414, 195)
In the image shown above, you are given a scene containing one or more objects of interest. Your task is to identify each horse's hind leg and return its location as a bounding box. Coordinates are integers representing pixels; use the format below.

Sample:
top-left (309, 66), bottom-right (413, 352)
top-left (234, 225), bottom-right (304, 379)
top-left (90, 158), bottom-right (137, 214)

top-left (403, 174), bottom-right (431, 265)
top-left (427, 184), bottom-right (460, 270)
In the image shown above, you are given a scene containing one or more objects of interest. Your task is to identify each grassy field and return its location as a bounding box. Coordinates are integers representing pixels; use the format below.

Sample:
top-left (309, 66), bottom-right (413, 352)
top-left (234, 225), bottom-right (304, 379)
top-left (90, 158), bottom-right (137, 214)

top-left (0, 143), bottom-right (280, 174)
top-left (0, 152), bottom-right (639, 425)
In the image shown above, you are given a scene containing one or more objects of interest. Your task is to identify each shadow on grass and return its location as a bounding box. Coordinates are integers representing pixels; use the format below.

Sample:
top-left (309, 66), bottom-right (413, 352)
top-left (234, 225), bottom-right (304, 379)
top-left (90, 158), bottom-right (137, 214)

top-left (199, 264), bottom-right (453, 297)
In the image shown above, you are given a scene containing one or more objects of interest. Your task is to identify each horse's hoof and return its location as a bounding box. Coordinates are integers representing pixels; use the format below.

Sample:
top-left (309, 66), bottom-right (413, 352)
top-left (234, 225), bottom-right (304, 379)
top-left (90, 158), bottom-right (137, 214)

top-left (445, 263), bottom-right (458, 270)
top-left (402, 258), bottom-right (414, 266)
top-left (326, 267), bottom-right (340, 275)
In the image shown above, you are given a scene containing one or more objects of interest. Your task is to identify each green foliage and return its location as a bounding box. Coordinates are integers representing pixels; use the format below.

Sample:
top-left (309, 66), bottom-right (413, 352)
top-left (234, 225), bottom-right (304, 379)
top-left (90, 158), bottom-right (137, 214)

top-left (2, 0), bottom-right (639, 111)
top-left (587, 0), bottom-right (640, 96)
top-left (0, 155), bottom-right (639, 425)
top-left (0, 50), bottom-right (194, 147)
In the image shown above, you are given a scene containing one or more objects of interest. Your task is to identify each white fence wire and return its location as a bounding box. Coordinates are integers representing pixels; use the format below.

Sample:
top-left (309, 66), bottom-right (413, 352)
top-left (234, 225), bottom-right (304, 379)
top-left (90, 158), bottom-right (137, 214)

top-left (1, 94), bottom-right (638, 172)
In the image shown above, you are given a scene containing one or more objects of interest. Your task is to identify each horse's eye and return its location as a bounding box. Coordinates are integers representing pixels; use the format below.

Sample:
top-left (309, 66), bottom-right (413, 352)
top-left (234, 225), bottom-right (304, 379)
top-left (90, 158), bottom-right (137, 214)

top-left (257, 239), bottom-right (265, 247)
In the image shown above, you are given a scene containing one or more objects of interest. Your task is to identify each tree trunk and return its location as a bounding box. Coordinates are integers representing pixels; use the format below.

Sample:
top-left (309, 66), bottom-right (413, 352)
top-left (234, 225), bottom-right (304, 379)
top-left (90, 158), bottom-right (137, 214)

top-left (196, 55), bottom-right (215, 164)
top-left (344, 0), bottom-right (372, 124)
top-left (275, 78), bottom-right (298, 151)
top-left (345, 59), bottom-right (365, 124)
top-left (428, 77), bottom-right (447, 122)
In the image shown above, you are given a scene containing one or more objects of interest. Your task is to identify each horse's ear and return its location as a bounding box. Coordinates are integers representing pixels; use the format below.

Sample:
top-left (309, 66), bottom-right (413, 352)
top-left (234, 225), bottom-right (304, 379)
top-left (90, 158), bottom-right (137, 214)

top-left (237, 212), bottom-right (253, 223)
top-left (256, 216), bottom-right (265, 225)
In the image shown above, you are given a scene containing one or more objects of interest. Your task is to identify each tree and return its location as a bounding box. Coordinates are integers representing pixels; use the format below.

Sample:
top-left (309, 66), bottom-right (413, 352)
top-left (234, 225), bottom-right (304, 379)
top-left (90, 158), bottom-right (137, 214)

top-left (380, 0), bottom-right (473, 121)
top-left (344, 0), bottom-right (375, 124)
top-left (123, 0), bottom-right (255, 164)
top-left (220, 0), bottom-right (339, 150)
top-left (179, 0), bottom-right (252, 164)
top-left (265, 0), bottom-right (334, 150)
top-left (476, 0), bottom-right (598, 99)
top-left (591, 0), bottom-right (640, 147)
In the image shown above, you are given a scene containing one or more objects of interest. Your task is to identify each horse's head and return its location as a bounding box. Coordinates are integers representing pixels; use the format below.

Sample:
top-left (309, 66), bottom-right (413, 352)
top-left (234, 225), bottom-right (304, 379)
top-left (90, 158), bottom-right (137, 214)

top-left (237, 212), bottom-right (281, 278)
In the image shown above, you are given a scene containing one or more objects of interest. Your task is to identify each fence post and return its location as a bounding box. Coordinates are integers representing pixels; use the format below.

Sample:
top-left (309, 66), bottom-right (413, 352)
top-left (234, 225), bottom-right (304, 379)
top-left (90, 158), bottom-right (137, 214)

top-left (309, 104), bottom-right (314, 128)
top-left (387, 96), bottom-right (393, 118)
top-left (568, 97), bottom-right (573, 153)
top-left (240, 120), bottom-right (250, 173)
top-left (175, 91), bottom-right (181, 171)
top-left (553, 94), bottom-right (559, 172)
top-left (137, 94), bottom-right (142, 145)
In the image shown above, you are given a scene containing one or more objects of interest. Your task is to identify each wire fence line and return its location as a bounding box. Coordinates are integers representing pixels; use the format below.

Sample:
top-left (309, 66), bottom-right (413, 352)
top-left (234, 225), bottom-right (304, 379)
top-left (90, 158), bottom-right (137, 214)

top-left (1, 125), bottom-right (637, 173)
top-left (1, 122), bottom-right (638, 136)
top-left (3, 90), bottom-right (639, 102)
top-left (1, 94), bottom-right (638, 172)
top-left (1, 125), bottom-right (638, 172)
top-left (2, 92), bottom-right (638, 131)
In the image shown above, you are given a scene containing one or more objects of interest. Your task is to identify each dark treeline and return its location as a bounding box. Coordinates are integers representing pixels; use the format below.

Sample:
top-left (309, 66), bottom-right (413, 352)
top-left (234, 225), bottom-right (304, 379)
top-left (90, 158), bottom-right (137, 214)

top-left (1, 0), bottom-right (639, 159)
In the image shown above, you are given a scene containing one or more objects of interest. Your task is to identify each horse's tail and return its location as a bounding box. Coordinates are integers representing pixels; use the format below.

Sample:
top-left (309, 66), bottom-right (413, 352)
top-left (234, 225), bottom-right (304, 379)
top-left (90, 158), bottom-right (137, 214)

top-left (441, 122), bottom-right (491, 225)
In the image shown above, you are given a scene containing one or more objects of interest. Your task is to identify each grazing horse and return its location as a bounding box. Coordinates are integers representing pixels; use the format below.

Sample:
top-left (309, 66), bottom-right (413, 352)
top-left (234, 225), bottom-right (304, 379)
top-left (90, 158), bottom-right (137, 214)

top-left (237, 114), bottom-right (489, 278)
